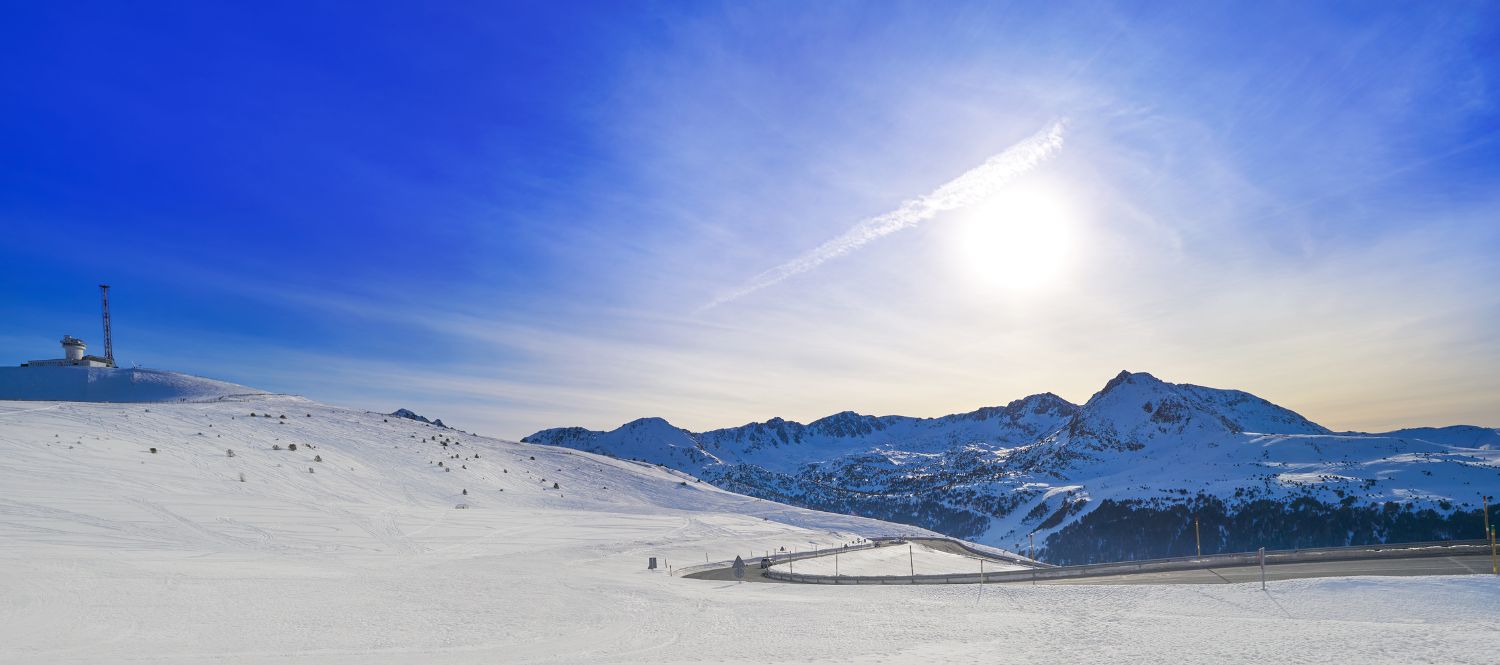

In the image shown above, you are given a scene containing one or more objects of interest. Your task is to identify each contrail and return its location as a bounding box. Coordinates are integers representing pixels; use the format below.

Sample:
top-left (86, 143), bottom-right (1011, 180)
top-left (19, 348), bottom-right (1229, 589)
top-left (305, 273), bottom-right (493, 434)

top-left (702, 120), bottom-right (1067, 310)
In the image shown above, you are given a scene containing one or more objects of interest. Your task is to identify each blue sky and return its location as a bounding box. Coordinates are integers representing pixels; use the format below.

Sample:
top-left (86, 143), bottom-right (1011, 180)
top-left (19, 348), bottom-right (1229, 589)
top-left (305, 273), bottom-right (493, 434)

top-left (3, 1), bottom-right (1498, 437)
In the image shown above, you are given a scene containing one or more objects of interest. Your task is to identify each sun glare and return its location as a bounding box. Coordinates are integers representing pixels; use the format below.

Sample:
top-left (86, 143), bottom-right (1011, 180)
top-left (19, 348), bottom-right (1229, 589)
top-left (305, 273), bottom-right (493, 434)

top-left (953, 185), bottom-right (1076, 292)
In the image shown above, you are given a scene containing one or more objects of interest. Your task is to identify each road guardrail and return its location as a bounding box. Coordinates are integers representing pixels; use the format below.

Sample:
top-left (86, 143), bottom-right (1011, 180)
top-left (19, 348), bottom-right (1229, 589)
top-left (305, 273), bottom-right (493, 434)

top-left (764, 538), bottom-right (1489, 585)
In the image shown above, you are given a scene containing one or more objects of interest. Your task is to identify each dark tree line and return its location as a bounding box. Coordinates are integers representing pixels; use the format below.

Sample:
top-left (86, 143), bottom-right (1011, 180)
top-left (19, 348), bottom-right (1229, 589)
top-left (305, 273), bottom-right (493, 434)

top-left (1043, 495), bottom-right (1488, 565)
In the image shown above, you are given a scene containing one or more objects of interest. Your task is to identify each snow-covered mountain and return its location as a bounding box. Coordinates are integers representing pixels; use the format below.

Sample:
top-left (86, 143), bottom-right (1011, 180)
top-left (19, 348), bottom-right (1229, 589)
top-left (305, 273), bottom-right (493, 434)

top-left (0, 372), bottom-right (1007, 662)
top-left (526, 371), bottom-right (1500, 563)
top-left (4, 371), bottom-right (1492, 663)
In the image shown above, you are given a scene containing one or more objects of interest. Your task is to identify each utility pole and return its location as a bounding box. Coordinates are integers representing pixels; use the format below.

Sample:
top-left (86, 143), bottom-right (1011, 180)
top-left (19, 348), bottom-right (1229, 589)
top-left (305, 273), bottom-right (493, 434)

top-left (1194, 515), bottom-right (1202, 558)
top-left (1028, 533), bottom-right (1035, 561)
top-left (908, 544), bottom-right (915, 577)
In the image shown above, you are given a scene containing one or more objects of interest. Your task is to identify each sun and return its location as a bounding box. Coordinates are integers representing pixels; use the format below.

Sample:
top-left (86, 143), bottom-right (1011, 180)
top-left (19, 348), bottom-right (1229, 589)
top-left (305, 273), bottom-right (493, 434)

top-left (952, 184), bottom-right (1076, 292)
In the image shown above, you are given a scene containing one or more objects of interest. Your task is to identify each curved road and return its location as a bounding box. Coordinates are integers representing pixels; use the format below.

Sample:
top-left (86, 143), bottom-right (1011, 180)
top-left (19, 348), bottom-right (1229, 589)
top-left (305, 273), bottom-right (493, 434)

top-left (687, 538), bottom-right (1028, 583)
top-left (687, 544), bottom-right (1496, 585)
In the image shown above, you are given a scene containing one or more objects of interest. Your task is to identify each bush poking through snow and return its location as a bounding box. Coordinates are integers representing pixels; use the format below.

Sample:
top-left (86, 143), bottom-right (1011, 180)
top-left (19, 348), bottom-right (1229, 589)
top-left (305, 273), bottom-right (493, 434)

top-left (314, 455), bottom-right (322, 462)
top-left (273, 444), bottom-right (281, 451)
top-left (226, 449), bottom-right (235, 457)
top-left (238, 472), bottom-right (245, 482)
top-left (149, 447), bottom-right (157, 454)
top-left (288, 443), bottom-right (297, 451)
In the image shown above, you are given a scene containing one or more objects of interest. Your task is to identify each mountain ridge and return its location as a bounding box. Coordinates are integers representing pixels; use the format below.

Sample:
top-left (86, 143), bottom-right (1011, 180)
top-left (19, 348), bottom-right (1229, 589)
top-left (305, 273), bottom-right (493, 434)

top-left (524, 370), bottom-right (1500, 563)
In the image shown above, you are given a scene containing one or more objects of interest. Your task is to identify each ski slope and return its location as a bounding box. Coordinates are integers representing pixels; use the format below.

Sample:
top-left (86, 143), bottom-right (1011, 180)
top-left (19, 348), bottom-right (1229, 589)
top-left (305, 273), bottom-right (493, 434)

top-left (1, 392), bottom-right (1497, 663)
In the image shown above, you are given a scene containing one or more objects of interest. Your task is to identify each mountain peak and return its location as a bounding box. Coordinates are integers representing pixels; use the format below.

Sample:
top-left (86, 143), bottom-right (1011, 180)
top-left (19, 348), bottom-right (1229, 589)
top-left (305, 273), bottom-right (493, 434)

top-left (1068, 371), bottom-right (1329, 455)
top-left (1099, 370), bottom-right (1162, 396)
top-left (622, 416), bottom-right (677, 430)
top-left (389, 408), bottom-right (448, 428)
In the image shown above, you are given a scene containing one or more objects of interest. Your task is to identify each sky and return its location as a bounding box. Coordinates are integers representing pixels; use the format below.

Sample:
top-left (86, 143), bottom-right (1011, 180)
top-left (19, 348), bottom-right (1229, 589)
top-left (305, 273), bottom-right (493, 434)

top-left (2, 1), bottom-right (1498, 438)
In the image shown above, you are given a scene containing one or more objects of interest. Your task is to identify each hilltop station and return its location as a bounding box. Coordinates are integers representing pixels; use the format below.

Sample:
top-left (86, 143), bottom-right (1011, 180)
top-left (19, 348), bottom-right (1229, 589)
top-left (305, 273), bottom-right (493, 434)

top-left (18, 284), bottom-right (118, 369)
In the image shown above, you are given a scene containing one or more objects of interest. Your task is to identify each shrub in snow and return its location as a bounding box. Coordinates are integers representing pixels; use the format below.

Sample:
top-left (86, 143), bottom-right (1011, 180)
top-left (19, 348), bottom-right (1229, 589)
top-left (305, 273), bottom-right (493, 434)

top-left (250, 412), bottom-right (256, 417)
top-left (227, 449), bottom-right (235, 457)
top-left (273, 444), bottom-right (282, 451)
top-left (279, 415), bottom-right (286, 419)
top-left (149, 448), bottom-right (157, 454)
top-left (445, 468), bottom-right (451, 472)
top-left (553, 482), bottom-right (560, 489)
top-left (239, 472), bottom-right (246, 482)
top-left (314, 455), bottom-right (322, 462)
top-left (462, 489), bottom-right (467, 495)
top-left (308, 467), bottom-right (315, 474)
top-left (288, 443), bottom-right (297, 451)
top-left (529, 456), bottom-right (535, 460)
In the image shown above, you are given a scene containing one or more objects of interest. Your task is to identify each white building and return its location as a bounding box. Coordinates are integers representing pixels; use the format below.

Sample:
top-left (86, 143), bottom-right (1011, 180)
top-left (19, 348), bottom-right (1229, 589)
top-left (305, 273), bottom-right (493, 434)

top-left (21, 336), bottom-right (114, 368)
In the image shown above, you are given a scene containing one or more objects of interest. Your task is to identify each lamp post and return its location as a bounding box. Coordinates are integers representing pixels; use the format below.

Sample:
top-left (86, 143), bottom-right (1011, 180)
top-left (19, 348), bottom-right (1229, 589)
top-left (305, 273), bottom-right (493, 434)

top-left (1194, 515), bottom-right (1202, 558)
top-left (1485, 495), bottom-right (1497, 575)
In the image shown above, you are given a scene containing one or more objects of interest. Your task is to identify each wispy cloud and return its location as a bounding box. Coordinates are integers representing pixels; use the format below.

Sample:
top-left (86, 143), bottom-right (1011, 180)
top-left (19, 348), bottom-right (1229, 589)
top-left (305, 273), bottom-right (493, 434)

top-left (702, 120), bottom-right (1067, 309)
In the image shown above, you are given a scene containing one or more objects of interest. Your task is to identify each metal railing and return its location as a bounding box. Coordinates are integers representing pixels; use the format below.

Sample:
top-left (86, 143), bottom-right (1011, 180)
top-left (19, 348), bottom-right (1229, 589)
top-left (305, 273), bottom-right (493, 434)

top-left (675, 540), bottom-right (884, 576)
top-left (679, 535), bottom-right (1040, 578)
top-left (764, 539), bottom-right (1490, 585)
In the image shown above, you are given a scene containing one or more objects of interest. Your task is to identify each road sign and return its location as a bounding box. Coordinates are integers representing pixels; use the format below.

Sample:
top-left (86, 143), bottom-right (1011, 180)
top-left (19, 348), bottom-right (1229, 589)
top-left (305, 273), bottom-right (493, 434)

top-left (733, 555), bottom-right (745, 581)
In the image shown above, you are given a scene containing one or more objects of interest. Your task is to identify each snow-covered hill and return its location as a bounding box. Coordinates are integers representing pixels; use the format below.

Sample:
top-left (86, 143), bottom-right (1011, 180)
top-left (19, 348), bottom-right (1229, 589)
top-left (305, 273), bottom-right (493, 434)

top-left (526, 371), bottom-right (1500, 563)
top-left (0, 366), bottom-right (266, 402)
top-left (2, 374), bottom-right (1496, 663)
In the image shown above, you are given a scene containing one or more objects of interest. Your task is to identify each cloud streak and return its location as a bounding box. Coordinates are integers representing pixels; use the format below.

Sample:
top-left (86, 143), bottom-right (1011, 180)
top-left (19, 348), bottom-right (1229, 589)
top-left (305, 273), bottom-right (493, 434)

top-left (703, 120), bottom-right (1067, 309)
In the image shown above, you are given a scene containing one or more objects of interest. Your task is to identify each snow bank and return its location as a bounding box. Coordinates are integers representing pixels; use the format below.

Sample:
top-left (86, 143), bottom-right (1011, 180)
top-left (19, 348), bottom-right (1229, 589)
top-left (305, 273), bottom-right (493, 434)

top-left (0, 366), bottom-right (267, 402)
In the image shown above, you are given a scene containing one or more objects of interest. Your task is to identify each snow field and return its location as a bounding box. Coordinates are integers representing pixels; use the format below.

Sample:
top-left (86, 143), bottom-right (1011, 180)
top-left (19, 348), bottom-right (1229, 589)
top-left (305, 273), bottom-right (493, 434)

top-left (1, 397), bottom-right (1497, 663)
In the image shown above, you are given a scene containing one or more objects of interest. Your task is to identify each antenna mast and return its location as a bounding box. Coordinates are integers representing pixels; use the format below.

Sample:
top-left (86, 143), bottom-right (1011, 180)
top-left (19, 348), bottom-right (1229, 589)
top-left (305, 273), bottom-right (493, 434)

top-left (99, 284), bottom-right (115, 367)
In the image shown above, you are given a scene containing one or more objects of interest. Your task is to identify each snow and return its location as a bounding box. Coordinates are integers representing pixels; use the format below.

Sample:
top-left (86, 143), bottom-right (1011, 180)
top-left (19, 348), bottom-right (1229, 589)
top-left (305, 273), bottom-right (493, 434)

top-left (527, 370), bottom-right (1500, 552)
top-left (773, 541), bottom-right (1030, 576)
top-left (1, 393), bottom-right (1497, 663)
top-left (0, 366), bottom-right (265, 402)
